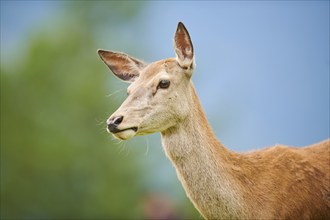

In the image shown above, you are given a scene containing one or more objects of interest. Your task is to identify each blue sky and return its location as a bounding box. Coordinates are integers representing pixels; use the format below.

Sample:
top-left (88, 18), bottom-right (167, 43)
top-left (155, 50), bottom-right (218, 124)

top-left (1, 1), bottom-right (329, 151)
top-left (143, 1), bottom-right (330, 150)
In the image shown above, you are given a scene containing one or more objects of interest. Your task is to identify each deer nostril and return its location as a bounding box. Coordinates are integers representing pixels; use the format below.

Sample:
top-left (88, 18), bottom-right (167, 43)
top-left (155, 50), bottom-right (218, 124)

top-left (113, 116), bottom-right (123, 125)
top-left (107, 116), bottom-right (123, 133)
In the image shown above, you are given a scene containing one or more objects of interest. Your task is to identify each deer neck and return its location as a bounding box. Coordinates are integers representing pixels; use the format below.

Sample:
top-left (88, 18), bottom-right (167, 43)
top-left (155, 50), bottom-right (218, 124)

top-left (160, 84), bottom-right (246, 219)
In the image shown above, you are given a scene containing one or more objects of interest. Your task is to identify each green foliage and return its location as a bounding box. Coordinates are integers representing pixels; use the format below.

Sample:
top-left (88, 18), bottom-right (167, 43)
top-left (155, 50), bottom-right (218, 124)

top-left (1, 2), bottom-right (201, 219)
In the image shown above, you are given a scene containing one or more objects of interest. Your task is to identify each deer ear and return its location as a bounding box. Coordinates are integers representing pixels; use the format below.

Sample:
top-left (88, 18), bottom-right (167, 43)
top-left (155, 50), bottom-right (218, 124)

top-left (97, 50), bottom-right (146, 82)
top-left (174, 22), bottom-right (194, 69)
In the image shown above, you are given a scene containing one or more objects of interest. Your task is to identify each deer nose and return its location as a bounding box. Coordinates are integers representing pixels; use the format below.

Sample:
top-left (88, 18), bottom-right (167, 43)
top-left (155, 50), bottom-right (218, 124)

top-left (107, 116), bottom-right (123, 133)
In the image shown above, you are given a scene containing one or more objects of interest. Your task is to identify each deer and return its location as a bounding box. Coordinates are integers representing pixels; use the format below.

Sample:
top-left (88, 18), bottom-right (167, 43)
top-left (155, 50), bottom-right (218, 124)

top-left (97, 22), bottom-right (330, 219)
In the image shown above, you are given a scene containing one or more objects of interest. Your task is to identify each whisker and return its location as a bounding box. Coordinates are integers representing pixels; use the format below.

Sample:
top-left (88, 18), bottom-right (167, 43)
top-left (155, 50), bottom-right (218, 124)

top-left (114, 138), bottom-right (128, 156)
top-left (95, 118), bottom-right (106, 127)
top-left (106, 88), bottom-right (126, 98)
top-left (100, 128), bottom-right (107, 135)
top-left (144, 137), bottom-right (150, 156)
top-left (124, 143), bottom-right (130, 157)
top-left (94, 117), bottom-right (108, 135)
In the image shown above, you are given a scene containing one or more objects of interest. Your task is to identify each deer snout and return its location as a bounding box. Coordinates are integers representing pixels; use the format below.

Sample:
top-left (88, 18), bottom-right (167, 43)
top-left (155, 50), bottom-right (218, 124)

top-left (107, 116), bottom-right (123, 133)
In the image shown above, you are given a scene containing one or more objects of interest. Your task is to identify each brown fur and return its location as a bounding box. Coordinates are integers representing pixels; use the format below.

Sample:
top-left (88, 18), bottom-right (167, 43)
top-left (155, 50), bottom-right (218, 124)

top-left (162, 86), bottom-right (330, 219)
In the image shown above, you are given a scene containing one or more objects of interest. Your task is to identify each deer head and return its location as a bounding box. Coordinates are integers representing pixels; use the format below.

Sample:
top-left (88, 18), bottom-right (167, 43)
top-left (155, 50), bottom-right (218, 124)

top-left (98, 22), bottom-right (195, 140)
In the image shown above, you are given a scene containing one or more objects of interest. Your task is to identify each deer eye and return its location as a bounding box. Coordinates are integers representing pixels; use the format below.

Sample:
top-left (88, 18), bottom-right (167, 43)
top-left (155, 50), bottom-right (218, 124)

top-left (158, 80), bottom-right (170, 89)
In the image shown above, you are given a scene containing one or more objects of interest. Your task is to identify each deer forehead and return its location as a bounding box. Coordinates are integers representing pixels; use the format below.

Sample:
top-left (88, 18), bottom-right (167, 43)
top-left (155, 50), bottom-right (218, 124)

top-left (142, 58), bottom-right (178, 78)
top-left (128, 58), bottom-right (183, 93)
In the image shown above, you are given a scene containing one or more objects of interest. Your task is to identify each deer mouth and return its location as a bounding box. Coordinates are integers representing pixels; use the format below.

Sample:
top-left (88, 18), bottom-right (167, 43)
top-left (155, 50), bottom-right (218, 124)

top-left (111, 127), bottom-right (138, 140)
top-left (110, 127), bottom-right (138, 134)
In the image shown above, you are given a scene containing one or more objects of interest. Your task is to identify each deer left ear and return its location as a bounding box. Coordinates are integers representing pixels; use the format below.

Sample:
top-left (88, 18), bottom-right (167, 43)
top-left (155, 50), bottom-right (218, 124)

top-left (97, 50), bottom-right (146, 82)
top-left (174, 22), bottom-right (194, 70)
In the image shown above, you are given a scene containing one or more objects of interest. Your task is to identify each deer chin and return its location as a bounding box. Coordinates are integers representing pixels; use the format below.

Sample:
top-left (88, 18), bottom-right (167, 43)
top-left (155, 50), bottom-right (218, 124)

top-left (112, 127), bottom-right (138, 140)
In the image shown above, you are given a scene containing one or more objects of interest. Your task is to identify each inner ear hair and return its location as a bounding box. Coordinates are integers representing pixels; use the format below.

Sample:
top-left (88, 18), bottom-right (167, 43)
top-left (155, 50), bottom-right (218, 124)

top-left (176, 60), bottom-right (193, 70)
top-left (174, 22), bottom-right (195, 69)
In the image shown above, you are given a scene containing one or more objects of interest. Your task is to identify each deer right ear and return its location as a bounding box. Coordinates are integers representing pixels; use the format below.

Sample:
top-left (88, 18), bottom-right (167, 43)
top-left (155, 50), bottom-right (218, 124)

top-left (97, 50), bottom-right (146, 82)
top-left (174, 22), bottom-right (194, 70)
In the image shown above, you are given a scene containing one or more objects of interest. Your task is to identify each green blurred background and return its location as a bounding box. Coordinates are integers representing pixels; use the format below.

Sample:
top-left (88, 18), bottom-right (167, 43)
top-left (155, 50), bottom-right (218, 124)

top-left (1, 1), bottom-right (200, 219)
top-left (1, 1), bottom-right (329, 219)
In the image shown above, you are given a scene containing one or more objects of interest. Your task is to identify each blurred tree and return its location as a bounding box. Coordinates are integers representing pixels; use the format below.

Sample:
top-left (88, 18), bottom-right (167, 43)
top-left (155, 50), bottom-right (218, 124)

top-left (1, 1), bottom-right (201, 219)
top-left (1, 2), bottom-right (147, 219)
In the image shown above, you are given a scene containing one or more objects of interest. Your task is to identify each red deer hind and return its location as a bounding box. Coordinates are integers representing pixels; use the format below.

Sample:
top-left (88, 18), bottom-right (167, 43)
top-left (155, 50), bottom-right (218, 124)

top-left (97, 22), bottom-right (330, 219)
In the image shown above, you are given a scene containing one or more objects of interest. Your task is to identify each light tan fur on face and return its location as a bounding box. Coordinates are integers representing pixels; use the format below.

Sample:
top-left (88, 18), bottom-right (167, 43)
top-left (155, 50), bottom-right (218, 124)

top-left (107, 58), bottom-right (192, 139)
top-left (98, 22), bottom-right (330, 219)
